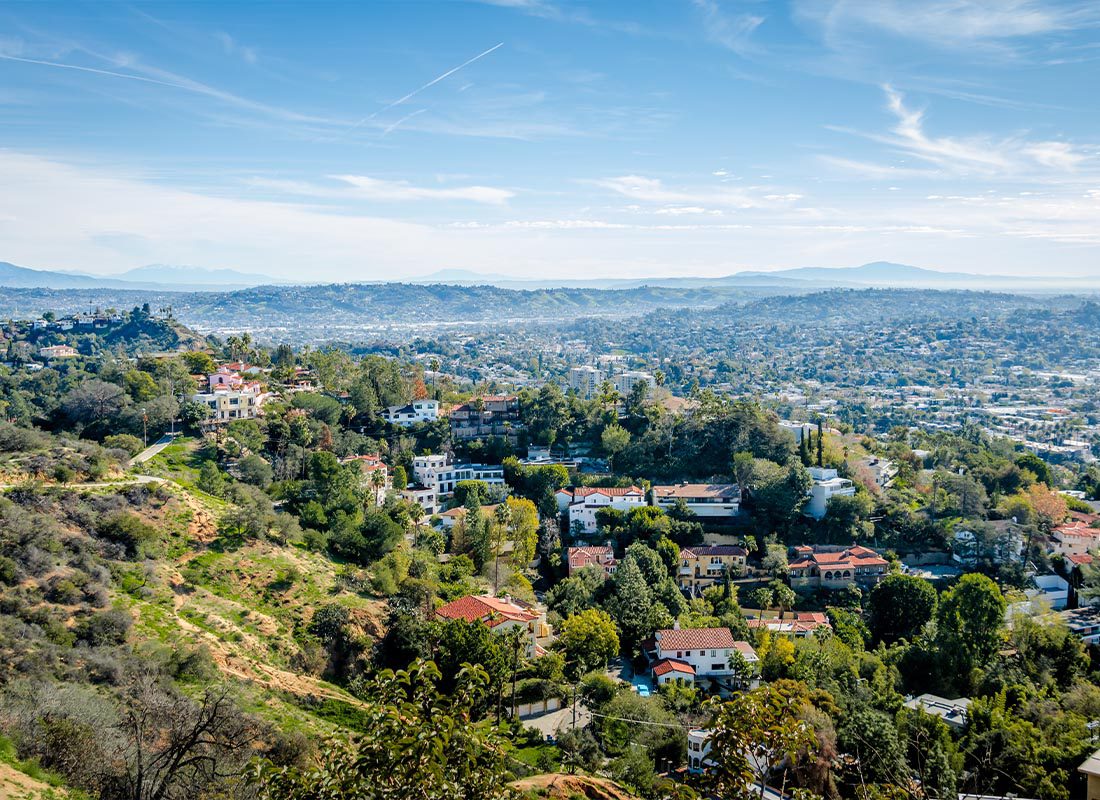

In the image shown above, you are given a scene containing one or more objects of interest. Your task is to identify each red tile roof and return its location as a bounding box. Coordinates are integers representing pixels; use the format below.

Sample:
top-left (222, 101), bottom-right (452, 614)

top-left (789, 545), bottom-right (888, 571)
top-left (656, 627), bottom-right (737, 651)
top-left (1069, 553), bottom-right (1094, 566)
top-left (653, 658), bottom-right (696, 677)
top-left (572, 486), bottom-right (644, 498)
top-left (436, 595), bottom-right (538, 628)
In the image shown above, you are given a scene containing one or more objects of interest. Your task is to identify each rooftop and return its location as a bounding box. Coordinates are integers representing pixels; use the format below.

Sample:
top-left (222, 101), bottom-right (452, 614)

top-left (655, 627), bottom-right (737, 651)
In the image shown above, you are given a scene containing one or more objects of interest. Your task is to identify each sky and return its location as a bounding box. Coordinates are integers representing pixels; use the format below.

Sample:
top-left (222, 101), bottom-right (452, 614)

top-left (1, 0), bottom-right (1099, 282)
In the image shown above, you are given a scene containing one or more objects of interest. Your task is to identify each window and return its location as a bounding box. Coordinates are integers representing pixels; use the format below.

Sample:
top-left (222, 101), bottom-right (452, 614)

top-left (711, 663), bottom-right (725, 671)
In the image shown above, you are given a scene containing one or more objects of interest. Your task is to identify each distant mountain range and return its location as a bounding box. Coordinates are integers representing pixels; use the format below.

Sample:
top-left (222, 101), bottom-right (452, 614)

top-left (0, 261), bottom-right (284, 291)
top-left (411, 262), bottom-right (1092, 291)
top-left (0, 259), bottom-right (1093, 292)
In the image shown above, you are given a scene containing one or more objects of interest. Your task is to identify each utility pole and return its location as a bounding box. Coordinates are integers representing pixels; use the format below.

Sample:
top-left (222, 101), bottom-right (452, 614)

top-left (141, 408), bottom-right (148, 447)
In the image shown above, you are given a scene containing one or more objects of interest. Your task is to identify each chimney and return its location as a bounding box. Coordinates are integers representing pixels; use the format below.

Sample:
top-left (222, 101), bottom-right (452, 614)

top-left (673, 619), bottom-right (681, 630)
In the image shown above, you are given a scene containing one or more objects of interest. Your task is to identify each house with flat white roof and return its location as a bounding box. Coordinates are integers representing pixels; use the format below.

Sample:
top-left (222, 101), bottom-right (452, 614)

top-left (412, 453), bottom-right (505, 499)
top-left (805, 466), bottom-right (856, 519)
top-left (382, 399), bottom-right (439, 427)
top-left (651, 483), bottom-right (740, 518)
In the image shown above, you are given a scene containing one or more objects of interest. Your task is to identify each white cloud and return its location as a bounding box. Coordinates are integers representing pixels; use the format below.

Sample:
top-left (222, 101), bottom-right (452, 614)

top-left (593, 175), bottom-right (800, 209)
top-left (692, 0), bottom-right (765, 55)
top-left (332, 175), bottom-right (514, 204)
top-left (215, 32), bottom-right (258, 65)
top-left (799, 0), bottom-right (1099, 53)
top-left (829, 87), bottom-right (1094, 178)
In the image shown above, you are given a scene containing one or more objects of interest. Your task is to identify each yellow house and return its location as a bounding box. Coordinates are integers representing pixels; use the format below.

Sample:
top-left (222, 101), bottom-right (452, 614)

top-left (677, 545), bottom-right (748, 596)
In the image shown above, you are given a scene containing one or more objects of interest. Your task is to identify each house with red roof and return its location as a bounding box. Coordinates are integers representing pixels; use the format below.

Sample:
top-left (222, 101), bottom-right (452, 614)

top-left (747, 611), bottom-right (832, 638)
top-left (648, 626), bottom-right (755, 689)
top-left (567, 545), bottom-right (617, 576)
top-left (435, 594), bottom-right (548, 658)
top-left (1052, 522), bottom-right (1100, 558)
top-left (555, 486), bottom-right (646, 533)
top-left (788, 545), bottom-right (889, 591)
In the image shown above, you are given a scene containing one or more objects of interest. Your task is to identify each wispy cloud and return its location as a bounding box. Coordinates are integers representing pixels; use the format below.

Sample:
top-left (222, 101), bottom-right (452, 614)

top-left (594, 175), bottom-right (801, 208)
top-left (828, 86), bottom-right (1094, 177)
top-left (332, 175), bottom-right (514, 204)
top-left (215, 31), bottom-right (258, 65)
top-left (799, 0), bottom-right (1100, 56)
top-left (0, 51), bottom-right (340, 127)
top-left (691, 0), bottom-right (765, 56)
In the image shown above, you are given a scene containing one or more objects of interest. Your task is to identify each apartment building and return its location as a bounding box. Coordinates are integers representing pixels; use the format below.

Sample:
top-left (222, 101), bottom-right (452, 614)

top-left (412, 453), bottom-right (505, 498)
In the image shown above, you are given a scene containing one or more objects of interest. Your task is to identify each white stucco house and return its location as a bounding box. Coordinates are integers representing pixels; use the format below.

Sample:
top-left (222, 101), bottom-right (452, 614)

top-left (555, 486), bottom-right (646, 533)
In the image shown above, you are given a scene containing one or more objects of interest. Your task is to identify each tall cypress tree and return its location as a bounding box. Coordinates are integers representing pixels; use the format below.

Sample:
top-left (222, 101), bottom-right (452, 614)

top-left (816, 420), bottom-right (824, 467)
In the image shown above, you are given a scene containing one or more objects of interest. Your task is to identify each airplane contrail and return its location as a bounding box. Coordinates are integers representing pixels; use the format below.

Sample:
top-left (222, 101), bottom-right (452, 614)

top-left (0, 53), bottom-right (193, 91)
top-left (350, 41), bottom-right (503, 131)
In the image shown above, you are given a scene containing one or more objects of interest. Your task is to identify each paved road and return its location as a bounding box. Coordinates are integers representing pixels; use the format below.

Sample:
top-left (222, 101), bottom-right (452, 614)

top-left (130, 433), bottom-right (179, 465)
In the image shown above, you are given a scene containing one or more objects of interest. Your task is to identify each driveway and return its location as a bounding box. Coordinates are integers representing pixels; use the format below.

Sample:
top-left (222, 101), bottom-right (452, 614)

top-left (522, 700), bottom-right (590, 738)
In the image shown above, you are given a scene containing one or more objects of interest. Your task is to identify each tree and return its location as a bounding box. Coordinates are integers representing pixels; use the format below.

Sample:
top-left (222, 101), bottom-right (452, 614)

top-left (608, 558), bottom-right (654, 653)
top-left (749, 587), bottom-right (773, 621)
top-left (770, 581), bottom-right (796, 615)
top-left (868, 574), bottom-right (937, 645)
top-left (490, 502), bottom-right (512, 592)
top-left (391, 465), bottom-right (408, 491)
top-left (732, 451), bottom-right (755, 500)
top-left (704, 681), bottom-right (818, 799)
top-left (1025, 483), bottom-right (1067, 531)
top-left (762, 543), bottom-right (789, 578)
top-left (601, 424), bottom-right (630, 472)
top-left (181, 351), bottom-right (217, 375)
top-left (505, 497), bottom-right (538, 568)
top-left (238, 454), bottom-right (273, 488)
top-left (453, 480), bottom-right (491, 507)
top-left (254, 661), bottom-right (514, 800)
top-left (557, 609), bottom-right (620, 678)
top-left (63, 379), bottom-right (129, 424)
top-left (898, 706), bottom-right (961, 800)
top-left (109, 675), bottom-right (255, 800)
top-left (936, 573), bottom-right (1006, 686)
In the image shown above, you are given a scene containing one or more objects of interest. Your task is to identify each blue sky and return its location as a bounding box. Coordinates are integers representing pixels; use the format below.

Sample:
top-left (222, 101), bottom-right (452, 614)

top-left (1, 0), bottom-right (1098, 281)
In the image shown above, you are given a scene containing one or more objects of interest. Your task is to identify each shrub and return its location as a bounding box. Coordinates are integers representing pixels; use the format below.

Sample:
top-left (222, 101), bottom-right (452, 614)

top-left (96, 511), bottom-right (159, 559)
top-left (104, 434), bottom-right (144, 457)
top-left (74, 608), bottom-right (132, 646)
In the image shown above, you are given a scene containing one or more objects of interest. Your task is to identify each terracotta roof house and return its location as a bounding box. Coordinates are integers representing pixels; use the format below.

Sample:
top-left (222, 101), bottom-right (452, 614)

top-left (435, 594), bottom-right (548, 658)
top-left (567, 545), bottom-right (617, 576)
top-left (649, 626), bottom-right (752, 689)
top-left (747, 612), bottom-right (832, 638)
top-left (789, 545), bottom-right (888, 591)
top-left (556, 486), bottom-right (646, 533)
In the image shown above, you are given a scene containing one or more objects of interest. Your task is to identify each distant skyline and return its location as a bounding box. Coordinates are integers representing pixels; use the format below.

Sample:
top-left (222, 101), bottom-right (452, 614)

top-left (1, 1), bottom-right (1099, 281)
